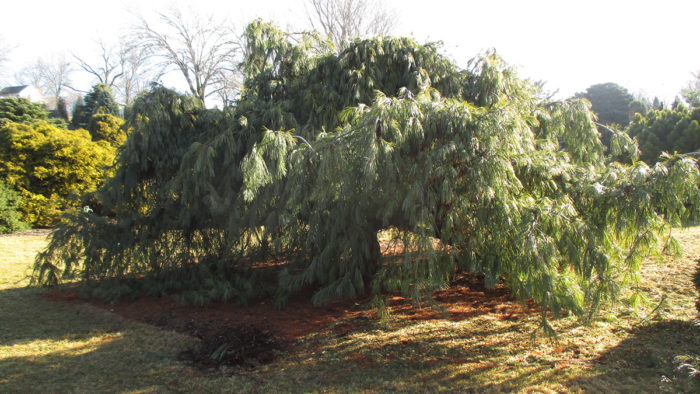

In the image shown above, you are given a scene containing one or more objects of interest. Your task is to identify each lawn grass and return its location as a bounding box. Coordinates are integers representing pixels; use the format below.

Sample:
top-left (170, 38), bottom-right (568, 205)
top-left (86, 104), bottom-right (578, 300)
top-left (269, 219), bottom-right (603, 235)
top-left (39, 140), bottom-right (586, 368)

top-left (1, 228), bottom-right (699, 392)
top-left (0, 233), bottom-right (203, 392)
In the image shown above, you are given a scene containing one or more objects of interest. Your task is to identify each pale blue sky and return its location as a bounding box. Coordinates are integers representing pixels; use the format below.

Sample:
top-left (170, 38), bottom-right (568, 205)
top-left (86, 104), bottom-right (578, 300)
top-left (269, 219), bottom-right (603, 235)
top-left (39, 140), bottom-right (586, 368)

top-left (2, 0), bottom-right (698, 103)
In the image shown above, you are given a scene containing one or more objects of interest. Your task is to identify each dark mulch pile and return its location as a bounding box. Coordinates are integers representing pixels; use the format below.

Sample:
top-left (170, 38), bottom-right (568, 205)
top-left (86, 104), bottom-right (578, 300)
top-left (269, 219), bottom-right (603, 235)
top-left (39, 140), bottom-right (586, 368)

top-left (178, 324), bottom-right (280, 369)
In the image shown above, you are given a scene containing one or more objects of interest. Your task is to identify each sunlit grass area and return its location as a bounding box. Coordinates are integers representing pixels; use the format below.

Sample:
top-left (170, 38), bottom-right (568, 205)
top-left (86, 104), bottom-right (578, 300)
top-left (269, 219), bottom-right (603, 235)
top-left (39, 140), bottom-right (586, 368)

top-left (1, 228), bottom-right (698, 392)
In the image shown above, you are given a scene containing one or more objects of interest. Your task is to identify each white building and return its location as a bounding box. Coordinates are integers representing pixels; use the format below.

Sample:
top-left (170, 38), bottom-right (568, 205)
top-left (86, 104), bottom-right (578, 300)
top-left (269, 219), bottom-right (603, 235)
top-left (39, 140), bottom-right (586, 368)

top-left (0, 85), bottom-right (44, 103)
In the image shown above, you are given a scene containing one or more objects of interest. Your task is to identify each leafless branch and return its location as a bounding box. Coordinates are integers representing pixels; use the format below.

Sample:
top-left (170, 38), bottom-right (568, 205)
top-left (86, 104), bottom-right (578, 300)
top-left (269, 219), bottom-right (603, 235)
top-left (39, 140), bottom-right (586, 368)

top-left (16, 55), bottom-right (73, 108)
top-left (73, 39), bottom-right (124, 88)
top-left (112, 38), bottom-right (161, 107)
top-left (307, 0), bottom-right (397, 52)
top-left (0, 36), bottom-right (15, 81)
top-left (132, 5), bottom-right (241, 105)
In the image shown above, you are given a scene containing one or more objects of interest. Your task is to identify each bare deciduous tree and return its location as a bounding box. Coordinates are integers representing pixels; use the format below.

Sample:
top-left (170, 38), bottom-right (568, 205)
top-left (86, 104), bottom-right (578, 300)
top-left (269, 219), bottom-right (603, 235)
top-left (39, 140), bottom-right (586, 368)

top-left (133, 6), bottom-right (240, 105)
top-left (73, 36), bottom-right (160, 107)
top-left (16, 55), bottom-right (73, 108)
top-left (211, 64), bottom-right (243, 107)
top-left (0, 36), bottom-right (13, 82)
top-left (14, 68), bottom-right (42, 91)
top-left (73, 39), bottom-right (124, 88)
top-left (682, 69), bottom-right (700, 108)
top-left (307, 0), bottom-right (398, 51)
top-left (115, 41), bottom-right (161, 107)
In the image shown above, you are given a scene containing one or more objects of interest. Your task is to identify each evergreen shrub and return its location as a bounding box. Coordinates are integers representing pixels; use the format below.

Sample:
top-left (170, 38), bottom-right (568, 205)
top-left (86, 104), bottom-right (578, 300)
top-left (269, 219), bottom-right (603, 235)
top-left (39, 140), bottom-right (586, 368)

top-left (627, 107), bottom-right (700, 163)
top-left (0, 120), bottom-right (116, 226)
top-left (0, 179), bottom-right (28, 234)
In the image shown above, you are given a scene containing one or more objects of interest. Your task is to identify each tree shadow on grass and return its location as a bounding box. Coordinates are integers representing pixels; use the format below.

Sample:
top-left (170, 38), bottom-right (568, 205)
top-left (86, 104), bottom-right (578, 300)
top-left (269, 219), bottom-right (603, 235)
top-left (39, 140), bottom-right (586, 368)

top-left (0, 330), bottom-right (199, 392)
top-left (564, 319), bottom-right (700, 392)
top-left (271, 316), bottom-right (700, 393)
top-left (0, 285), bottom-right (204, 392)
top-left (0, 286), bottom-right (126, 346)
top-left (233, 318), bottom-right (545, 392)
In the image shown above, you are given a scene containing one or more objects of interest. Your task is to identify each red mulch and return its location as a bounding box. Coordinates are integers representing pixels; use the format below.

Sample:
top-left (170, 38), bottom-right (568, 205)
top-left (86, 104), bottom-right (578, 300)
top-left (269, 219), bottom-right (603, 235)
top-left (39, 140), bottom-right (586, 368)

top-left (45, 269), bottom-right (540, 370)
top-left (45, 271), bottom-right (538, 345)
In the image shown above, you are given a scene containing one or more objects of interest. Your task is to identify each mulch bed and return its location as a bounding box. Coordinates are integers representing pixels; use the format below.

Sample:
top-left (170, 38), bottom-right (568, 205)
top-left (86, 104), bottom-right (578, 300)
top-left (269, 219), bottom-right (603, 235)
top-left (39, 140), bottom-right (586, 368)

top-left (46, 270), bottom-right (538, 370)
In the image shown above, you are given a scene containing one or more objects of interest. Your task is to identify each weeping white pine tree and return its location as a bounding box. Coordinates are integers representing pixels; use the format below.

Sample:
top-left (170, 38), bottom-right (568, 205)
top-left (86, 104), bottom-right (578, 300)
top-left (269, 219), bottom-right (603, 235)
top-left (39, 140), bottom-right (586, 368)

top-left (33, 21), bottom-right (699, 322)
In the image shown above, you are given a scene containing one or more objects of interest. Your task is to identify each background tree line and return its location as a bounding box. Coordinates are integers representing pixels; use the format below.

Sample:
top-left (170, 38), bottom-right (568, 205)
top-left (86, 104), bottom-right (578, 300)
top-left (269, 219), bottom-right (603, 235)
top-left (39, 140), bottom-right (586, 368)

top-left (572, 79), bottom-right (700, 163)
top-left (1, 0), bottom-right (398, 110)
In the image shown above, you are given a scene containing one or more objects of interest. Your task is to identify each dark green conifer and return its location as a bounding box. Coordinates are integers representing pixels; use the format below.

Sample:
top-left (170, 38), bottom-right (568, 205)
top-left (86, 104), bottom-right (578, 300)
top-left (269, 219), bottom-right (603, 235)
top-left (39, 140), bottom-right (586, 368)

top-left (0, 180), bottom-right (28, 234)
top-left (71, 84), bottom-right (120, 129)
top-left (627, 107), bottom-right (700, 163)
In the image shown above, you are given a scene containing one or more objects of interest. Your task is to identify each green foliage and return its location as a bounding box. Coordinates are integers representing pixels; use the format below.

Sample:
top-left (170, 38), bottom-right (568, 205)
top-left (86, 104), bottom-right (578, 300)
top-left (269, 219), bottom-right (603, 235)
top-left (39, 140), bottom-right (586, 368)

top-left (629, 99), bottom-right (648, 119)
top-left (626, 107), bottom-right (700, 163)
top-left (51, 97), bottom-right (70, 122)
top-left (238, 19), bottom-right (468, 138)
top-left (87, 112), bottom-right (126, 146)
top-left (684, 90), bottom-right (700, 109)
top-left (682, 70), bottom-right (700, 108)
top-left (33, 21), bottom-right (700, 323)
top-left (0, 120), bottom-right (116, 226)
top-left (71, 97), bottom-right (85, 128)
top-left (0, 179), bottom-right (28, 233)
top-left (572, 83), bottom-right (638, 159)
top-left (574, 82), bottom-right (634, 127)
top-left (32, 86), bottom-right (256, 298)
top-left (652, 97), bottom-right (665, 110)
top-left (71, 84), bottom-right (120, 130)
top-left (0, 97), bottom-right (68, 129)
top-left (0, 97), bottom-right (49, 125)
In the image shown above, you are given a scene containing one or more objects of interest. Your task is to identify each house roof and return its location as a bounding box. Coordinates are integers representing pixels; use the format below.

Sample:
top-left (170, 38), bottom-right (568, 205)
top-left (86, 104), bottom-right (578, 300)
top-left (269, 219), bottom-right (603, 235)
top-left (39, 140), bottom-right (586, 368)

top-left (0, 85), bottom-right (30, 96)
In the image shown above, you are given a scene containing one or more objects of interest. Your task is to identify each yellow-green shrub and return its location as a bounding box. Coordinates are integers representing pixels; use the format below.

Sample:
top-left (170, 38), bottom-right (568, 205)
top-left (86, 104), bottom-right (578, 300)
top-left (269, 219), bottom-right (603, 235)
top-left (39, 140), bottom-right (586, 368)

top-left (88, 112), bottom-right (127, 147)
top-left (0, 120), bottom-right (116, 226)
